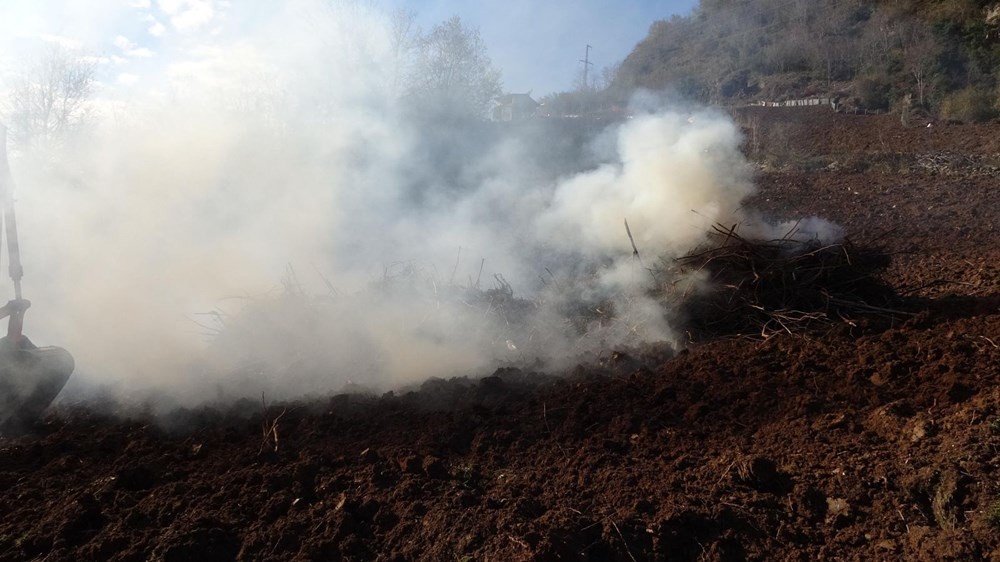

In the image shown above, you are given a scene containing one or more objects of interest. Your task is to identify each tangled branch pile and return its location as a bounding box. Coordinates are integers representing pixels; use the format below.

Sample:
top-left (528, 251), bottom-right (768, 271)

top-left (675, 224), bottom-right (899, 338)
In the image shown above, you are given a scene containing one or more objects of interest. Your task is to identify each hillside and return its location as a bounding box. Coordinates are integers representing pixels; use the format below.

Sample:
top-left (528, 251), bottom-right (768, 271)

top-left (607, 0), bottom-right (1000, 120)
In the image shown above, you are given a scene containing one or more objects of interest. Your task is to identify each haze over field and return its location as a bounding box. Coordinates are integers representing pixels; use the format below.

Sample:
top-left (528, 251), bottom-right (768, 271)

top-left (0, 1), bottom-right (833, 408)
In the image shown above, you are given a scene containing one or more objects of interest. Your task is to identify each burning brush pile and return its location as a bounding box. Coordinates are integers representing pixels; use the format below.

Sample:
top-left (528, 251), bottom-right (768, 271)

top-left (671, 224), bottom-right (901, 339)
top-left (195, 221), bottom-right (902, 402)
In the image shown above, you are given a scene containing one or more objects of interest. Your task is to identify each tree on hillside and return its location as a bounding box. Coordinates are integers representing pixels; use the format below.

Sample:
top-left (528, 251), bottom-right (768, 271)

top-left (388, 7), bottom-right (420, 97)
top-left (3, 46), bottom-right (95, 149)
top-left (405, 16), bottom-right (502, 119)
top-left (899, 20), bottom-right (941, 106)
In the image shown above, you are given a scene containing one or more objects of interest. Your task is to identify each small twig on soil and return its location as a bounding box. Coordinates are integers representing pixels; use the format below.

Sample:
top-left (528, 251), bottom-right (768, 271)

top-left (781, 218), bottom-right (803, 240)
top-left (189, 311), bottom-right (226, 337)
top-left (259, 393), bottom-right (288, 455)
top-left (449, 246), bottom-right (462, 285)
top-left (625, 218), bottom-right (658, 283)
top-left (507, 534), bottom-right (530, 550)
top-left (283, 263), bottom-right (304, 296)
top-left (624, 218), bottom-right (640, 259)
top-left (897, 278), bottom-right (978, 296)
top-left (981, 336), bottom-right (998, 349)
top-left (713, 458), bottom-right (738, 491)
top-left (542, 402), bottom-right (571, 460)
top-left (826, 299), bottom-right (911, 316)
top-left (311, 262), bottom-right (337, 296)
top-left (540, 268), bottom-right (556, 287)
top-left (610, 520), bottom-right (638, 562)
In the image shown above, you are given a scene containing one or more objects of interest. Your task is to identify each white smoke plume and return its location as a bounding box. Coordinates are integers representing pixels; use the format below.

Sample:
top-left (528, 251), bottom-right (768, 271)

top-left (0, 1), bottom-right (802, 408)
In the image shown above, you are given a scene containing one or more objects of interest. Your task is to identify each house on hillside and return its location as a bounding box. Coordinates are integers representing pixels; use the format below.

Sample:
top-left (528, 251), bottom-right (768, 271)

top-left (491, 93), bottom-right (539, 122)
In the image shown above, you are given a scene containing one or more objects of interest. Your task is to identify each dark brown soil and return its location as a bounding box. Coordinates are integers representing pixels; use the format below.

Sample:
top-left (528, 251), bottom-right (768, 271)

top-left (1, 108), bottom-right (999, 562)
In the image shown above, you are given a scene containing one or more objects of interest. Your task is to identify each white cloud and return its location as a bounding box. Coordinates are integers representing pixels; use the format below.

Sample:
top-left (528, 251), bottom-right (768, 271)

top-left (81, 55), bottom-right (112, 65)
top-left (128, 0), bottom-right (152, 8)
top-left (113, 35), bottom-right (156, 58)
top-left (117, 72), bottom-right (139, 85)
top-left (149, 21), bottom-right (167, 37)
top-left (128, 47), bottom-right (155, 58)
top-left (157, 0), bottom-right (216, 33)
top-left (113, 35), bottom-right (135, 50)
top-left (39, 34), bottom-right (82, 50)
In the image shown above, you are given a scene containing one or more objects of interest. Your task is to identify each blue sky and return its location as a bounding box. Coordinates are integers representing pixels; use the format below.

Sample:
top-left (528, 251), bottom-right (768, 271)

top-left (0, 0), bottom-right (699, 99)
top-left (385, 0), bottom-right (700, 95)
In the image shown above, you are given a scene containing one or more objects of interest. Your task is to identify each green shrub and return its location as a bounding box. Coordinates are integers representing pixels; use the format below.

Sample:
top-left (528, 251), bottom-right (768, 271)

top-left (939, 87), bottom-right (998, 122)
top-left (857, 77), bottom-right (891, 111)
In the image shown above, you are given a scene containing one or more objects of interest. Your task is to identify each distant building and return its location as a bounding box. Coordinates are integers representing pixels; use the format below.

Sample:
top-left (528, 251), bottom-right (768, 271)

top-left (491, 93), bottom-right (539, 122)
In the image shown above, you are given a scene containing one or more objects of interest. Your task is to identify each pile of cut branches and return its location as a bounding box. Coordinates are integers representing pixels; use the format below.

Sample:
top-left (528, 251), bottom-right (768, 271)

top-left (673, 224), bottom-right (900, 338)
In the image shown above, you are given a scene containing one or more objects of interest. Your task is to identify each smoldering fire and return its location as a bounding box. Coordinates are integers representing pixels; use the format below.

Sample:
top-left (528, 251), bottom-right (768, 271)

top-left (0, 1), bottom-right (839, 409)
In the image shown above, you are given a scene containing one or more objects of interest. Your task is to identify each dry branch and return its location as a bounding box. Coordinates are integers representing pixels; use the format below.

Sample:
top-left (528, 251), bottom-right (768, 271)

top-left (259, 393), bottom-right (288, 455)
top-left (674, 224), bottom-right (902, 338)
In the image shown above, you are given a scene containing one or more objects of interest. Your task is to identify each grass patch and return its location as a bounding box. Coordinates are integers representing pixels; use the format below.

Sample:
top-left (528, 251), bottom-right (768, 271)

top-left (986, 500), bottom-right (1000, 527)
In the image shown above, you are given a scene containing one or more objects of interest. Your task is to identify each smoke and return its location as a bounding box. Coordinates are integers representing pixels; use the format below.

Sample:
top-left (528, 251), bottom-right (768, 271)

top-left (0, 1), bottom-right (819, 408)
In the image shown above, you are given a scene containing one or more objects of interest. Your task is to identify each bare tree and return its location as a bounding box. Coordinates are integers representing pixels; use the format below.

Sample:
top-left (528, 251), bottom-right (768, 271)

top-left (3, 46), bottom-right (95, 149)
top-left (598, 62), bottom-right (621, 91)
top-left (572, 68), bottom-right (594, 93)
top-left (388, 8), bottom-right (420, 97)
top-left (406, 16), bottom-right (502, 119)
top-left (899, 20), bottom-right (939, 107)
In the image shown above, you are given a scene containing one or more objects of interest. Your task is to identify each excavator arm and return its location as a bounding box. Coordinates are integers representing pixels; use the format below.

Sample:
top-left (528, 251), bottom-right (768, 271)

top-left (0, 125), bottom-right (74, 429)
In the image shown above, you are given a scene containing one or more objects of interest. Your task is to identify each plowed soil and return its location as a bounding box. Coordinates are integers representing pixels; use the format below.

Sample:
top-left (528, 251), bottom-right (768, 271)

top-left (2, 107), bottom-right (999, 562)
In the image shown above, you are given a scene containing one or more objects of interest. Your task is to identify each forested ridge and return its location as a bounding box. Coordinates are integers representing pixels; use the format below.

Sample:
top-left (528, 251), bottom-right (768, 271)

top-left (560, 0), bottom-right (1000, 121)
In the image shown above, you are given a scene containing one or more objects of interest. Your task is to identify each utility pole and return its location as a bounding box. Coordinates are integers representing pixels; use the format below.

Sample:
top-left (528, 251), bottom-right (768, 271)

top-left (579, 44), bottom-right (593, 90)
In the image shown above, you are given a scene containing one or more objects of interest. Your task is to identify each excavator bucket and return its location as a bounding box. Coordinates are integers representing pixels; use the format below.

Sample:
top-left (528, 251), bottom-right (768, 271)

top-left (0, 340), bottom-right (74, 427)
top-left (0, 125), bottom-right (75, 428)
